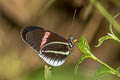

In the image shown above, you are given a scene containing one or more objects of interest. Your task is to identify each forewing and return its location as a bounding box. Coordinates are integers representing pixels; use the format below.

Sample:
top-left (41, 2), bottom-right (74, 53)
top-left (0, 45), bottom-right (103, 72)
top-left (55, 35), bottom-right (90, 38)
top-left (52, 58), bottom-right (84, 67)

top-left (21, 26), bottom-right (45, 52)
top-left (21, 26), bottom-right (70, 66)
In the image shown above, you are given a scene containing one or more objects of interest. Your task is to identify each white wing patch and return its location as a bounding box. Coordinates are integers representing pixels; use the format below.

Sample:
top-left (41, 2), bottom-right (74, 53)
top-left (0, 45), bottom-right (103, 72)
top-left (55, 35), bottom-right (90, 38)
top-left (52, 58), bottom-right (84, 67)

top-left (43, 50), bottom-right (69, 55)
top-left (39, 51), bottom-right (66, 66)
top-left (41, 41), bottom-right (69, 49)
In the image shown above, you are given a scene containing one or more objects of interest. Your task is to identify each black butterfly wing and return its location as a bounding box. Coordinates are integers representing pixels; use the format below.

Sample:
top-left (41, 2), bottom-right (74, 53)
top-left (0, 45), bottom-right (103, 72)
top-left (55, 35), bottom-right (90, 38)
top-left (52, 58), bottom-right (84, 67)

top-left (21, 26), bottom-right (70, 66)
top-left (21, 26), bottom-right (45, 52)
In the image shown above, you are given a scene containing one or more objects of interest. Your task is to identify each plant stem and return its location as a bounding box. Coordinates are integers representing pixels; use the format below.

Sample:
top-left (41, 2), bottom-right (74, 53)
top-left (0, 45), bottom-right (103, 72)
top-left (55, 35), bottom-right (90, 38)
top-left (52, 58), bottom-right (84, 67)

top-left (74, 54), bottom-right (89, 75)
top-left (90, 0), bottom-right (120, 32)
top-left (109, 34), bottom-right (120, 43)
top-left (90, 53), bottom-right (116, 74)
top-left (44, 65), bottom-right (52, 80)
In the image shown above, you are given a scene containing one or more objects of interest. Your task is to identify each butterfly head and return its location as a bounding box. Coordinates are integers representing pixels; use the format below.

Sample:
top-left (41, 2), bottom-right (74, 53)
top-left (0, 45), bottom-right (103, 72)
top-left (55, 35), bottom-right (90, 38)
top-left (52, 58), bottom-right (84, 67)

top-left (68, 35), bottom-right (77, 49)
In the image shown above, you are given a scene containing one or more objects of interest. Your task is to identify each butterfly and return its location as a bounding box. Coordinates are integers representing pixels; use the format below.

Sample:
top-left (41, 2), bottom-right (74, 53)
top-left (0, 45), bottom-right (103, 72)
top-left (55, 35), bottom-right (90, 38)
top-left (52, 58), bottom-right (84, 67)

top-left (21, 26), bottom-right (77, 66)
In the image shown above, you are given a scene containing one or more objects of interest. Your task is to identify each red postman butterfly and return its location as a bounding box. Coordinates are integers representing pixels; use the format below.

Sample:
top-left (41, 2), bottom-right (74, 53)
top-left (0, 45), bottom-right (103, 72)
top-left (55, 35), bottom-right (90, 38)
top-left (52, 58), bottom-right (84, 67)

top-left (21, 26), bottom-right (77, 66)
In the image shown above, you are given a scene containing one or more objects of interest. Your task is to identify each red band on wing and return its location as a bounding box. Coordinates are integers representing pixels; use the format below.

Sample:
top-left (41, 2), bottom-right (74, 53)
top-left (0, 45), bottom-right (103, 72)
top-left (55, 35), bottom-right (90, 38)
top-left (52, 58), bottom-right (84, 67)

top-left (40, 32), bottom-right (51, 48)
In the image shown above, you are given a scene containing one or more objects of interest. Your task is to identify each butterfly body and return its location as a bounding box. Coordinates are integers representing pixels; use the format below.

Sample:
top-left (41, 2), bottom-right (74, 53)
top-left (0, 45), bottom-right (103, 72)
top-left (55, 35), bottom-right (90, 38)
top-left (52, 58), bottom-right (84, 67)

top-left (21, 26), bottom-right (76, 66)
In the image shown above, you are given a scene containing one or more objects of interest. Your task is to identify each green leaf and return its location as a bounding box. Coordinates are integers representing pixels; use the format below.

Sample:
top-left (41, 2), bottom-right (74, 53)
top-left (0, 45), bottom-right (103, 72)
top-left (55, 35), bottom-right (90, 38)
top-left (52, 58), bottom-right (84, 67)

top-left (116, 67), bottom-right (120, 77)
top-left (116, 33), bottom-right (120, 39)
top-left (94, 65), bottom-right (113, 80)
top-left (75, 37), bottom-right (96, 74)
top-left (95, 35), bottom-right (113, 47)
top-left (75, 37), bottom-right (92, 74)
top-left (74, 54), bottom-right (90, 74)
top-left (78, 37), bottom-right (91, 54)
top-left (96, 13), bottom-right (120, 47)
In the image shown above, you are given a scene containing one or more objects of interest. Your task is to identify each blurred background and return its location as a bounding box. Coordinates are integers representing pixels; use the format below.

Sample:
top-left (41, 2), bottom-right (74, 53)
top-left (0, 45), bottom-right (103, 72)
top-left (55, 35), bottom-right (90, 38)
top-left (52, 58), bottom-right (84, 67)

top-left (0, 0), bottom-right (120, 80)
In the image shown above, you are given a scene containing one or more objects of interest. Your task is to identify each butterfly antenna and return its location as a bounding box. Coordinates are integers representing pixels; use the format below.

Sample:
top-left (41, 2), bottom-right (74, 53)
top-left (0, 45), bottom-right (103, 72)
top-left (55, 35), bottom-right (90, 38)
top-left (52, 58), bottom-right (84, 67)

top-left (70, 8), bottom-right (79, 65)
top-left (70, 8), bottom-right (77, 36)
